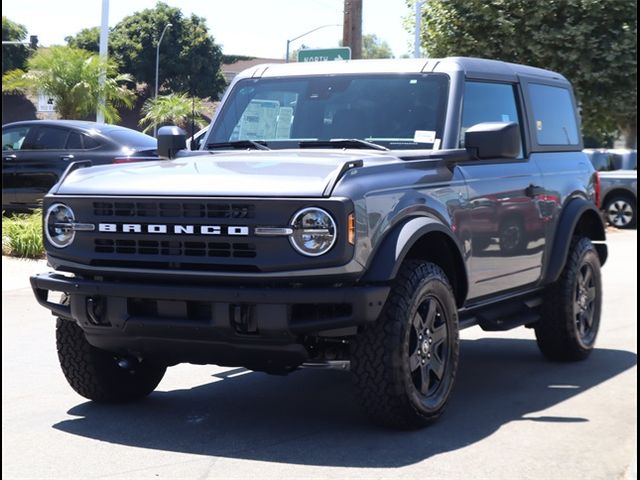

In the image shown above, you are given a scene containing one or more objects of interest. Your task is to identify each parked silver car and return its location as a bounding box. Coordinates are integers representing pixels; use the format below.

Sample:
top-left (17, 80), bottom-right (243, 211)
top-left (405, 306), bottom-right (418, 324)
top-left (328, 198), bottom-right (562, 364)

top-left (600, 169), bottom-right (637, 228)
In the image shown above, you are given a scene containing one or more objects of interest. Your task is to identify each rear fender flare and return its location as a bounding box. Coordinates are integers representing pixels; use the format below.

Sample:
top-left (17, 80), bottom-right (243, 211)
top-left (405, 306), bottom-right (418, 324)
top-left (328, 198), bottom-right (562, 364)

top-left (543, 197), bottom-right (608, 284)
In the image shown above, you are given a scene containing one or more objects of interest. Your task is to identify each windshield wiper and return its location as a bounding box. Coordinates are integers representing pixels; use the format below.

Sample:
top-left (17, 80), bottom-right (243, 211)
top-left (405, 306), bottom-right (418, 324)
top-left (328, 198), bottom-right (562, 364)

top-left (299, 138), bottom-right (388, 151)
top-left (206, 140), bottom-right (270, 151)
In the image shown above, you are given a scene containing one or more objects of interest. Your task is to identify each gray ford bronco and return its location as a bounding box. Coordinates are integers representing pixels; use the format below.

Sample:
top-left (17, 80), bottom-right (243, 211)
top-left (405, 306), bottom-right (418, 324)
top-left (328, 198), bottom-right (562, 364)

top-left (31, 57), bottom-right (607, 429)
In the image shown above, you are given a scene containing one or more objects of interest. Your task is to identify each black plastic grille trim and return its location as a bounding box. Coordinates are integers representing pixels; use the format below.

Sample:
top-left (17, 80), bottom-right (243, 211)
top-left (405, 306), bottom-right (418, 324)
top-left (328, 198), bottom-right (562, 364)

top-left (94, 239), bottom-right (256, 258)
top-left (89, 259), bottom-right (260, 272)
top-left (92, 201), bottom-right (255, 219)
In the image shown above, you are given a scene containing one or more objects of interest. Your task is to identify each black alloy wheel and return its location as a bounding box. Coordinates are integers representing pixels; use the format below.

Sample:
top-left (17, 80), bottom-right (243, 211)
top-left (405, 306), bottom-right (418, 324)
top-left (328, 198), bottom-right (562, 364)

top-left (407, 295), bottom-right (450, 404)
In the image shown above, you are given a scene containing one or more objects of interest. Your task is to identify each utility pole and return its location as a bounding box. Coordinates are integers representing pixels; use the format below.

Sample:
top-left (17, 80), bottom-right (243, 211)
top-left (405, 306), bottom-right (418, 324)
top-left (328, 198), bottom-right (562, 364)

top-left (342, 0), bottom-right (362, 59)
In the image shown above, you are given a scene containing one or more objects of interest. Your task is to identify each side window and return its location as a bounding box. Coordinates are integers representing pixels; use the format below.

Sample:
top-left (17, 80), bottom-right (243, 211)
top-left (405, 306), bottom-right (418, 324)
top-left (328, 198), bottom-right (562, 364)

top-left (461, 81), bottom-right (523, 157)
top-left (66, 131), bottom-right (83, 149)
top-left (2, 126), bottom-right (31, 151)
top-left (82, 134), bottom-right (100, 149)
top-left (528, 83), bottom-right (579, 146)
top-left (22, 126), bottom-right (69, 150)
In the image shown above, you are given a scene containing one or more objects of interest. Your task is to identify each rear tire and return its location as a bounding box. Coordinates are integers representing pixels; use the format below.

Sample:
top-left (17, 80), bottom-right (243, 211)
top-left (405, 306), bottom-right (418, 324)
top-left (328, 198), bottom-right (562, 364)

top-left (534, 237), bottom-right (602, 361)
top-left (351, 260), bottom-right (459, 429)
top-left (56, 318), bottom-right (166, 402)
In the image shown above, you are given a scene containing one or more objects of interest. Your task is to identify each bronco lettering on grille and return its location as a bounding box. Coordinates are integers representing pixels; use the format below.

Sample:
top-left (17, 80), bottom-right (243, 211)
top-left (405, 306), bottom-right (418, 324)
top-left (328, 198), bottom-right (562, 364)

top-left (97, 223), bottom-right (250, 236)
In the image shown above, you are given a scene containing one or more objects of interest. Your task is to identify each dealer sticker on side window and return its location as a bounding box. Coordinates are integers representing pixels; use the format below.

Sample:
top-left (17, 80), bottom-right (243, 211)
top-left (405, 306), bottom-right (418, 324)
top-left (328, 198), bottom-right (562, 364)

top-left (413, 130), bottom-right (436, 144)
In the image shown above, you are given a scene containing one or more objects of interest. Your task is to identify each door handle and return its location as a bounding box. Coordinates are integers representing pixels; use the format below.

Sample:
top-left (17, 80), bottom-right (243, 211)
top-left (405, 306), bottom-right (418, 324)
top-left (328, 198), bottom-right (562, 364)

top-left (525, 184), bottom-right (545, 197)
top-left (60, 154), bottom-right (74, 161)
top-left (3, 154), bottom-right (17, 161)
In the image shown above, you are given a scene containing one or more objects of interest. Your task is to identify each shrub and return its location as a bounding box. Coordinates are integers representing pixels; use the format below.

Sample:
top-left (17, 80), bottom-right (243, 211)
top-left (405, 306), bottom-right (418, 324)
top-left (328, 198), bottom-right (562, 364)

top-left (2, 210), bottom-right (44, 258)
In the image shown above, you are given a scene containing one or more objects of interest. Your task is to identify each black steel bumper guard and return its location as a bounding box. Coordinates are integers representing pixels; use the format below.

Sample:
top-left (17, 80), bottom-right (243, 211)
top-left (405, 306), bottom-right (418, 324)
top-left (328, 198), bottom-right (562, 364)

top-left (30, 272), bottom-right (390, 367)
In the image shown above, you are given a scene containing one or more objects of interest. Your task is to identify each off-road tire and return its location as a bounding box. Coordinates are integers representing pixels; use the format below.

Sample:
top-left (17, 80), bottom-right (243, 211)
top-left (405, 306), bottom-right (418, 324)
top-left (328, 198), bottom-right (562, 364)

top-left (535, 236), bottom-right (602, 361)
top-left (351, 260), bottom-right (459, 429)
top-left (56, 318), bottom-right (166, 402)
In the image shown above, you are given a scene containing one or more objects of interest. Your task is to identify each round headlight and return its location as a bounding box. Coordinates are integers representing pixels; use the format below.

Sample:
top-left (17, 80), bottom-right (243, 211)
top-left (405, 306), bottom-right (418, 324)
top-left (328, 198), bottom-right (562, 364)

top-left (45, 203), bottom-right (75, 248)
top-left (289, 207), bottom-right (337, 257)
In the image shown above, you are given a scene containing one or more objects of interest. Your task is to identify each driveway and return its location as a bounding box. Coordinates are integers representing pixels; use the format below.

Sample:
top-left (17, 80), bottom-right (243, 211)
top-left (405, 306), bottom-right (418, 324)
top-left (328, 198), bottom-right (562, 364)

top-left (2, 230), bottom-right (636, 479)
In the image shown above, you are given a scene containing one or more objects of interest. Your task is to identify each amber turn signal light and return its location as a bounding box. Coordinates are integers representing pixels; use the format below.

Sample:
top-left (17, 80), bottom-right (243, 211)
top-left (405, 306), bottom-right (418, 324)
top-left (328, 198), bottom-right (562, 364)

top-left (348, 213), bottom-right (355, 245)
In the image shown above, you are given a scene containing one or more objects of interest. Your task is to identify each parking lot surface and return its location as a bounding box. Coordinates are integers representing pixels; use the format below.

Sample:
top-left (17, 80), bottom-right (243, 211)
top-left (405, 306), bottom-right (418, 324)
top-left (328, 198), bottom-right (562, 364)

top-left (2, 230), bottom-right (636, 480)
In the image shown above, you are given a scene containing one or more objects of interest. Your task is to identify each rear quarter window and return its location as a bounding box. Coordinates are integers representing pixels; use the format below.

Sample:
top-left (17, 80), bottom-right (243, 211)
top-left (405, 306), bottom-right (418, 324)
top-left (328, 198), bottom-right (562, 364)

top-left (528, 84), bottom-right (579, 146)
top-left (106, 129), bottom-right (157, 149)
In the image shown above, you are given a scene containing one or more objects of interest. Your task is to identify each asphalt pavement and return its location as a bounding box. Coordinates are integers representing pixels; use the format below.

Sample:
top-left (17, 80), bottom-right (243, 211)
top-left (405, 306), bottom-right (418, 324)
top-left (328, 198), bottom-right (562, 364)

top-left (2, 230), bottom-right (637, 480)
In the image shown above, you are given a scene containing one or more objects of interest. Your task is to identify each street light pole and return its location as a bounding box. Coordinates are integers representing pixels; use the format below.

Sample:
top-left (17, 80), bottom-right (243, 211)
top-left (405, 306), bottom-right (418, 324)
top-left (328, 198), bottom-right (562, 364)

top-left (285, 24), bottom-right (341, 63)
top-left (154, 23), bottom-right (172, 137)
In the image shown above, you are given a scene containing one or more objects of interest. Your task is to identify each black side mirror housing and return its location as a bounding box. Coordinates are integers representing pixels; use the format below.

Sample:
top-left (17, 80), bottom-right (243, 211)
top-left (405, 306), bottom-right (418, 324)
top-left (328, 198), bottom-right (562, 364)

top-left (465, 122), bottom-right (520, 160)
top-left (157, 126), bottom-right (187, 159)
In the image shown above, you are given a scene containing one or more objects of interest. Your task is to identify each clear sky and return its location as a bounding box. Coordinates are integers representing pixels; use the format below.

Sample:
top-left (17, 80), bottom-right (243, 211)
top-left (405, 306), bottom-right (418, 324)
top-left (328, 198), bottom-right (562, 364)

top-left (2, 0), bottom-right (414, 59)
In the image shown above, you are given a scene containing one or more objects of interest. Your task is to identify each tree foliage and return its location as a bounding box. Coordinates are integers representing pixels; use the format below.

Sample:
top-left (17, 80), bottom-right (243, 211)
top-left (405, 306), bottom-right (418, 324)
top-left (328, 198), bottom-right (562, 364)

top-left (2, 46), bottom-right (134, 123)
top-left (138, 93), bottom-right (209, 133)
top-left (65, 27), bottom-right (100, 53)
top-left (2, 16), bottom-right (30, 74)
top-left (65, 3), bottom-right (226, 99)
top-left (411, 0), bottom-right (637, 145)
top-left (112, 2), bottom-right (225, 98)
top-left (362, 34), bottom-right (394, 59)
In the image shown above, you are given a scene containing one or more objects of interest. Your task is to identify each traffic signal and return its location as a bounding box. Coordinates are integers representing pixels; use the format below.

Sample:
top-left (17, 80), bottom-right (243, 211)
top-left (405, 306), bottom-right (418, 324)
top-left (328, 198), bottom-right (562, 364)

top-left (29, 35), bottom-right (38, 49)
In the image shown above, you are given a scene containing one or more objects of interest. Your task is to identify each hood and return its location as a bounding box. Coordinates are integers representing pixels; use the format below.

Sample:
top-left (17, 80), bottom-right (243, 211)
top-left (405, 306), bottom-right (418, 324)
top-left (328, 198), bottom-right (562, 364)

top-left (56, 150), bottom-right (398, 197)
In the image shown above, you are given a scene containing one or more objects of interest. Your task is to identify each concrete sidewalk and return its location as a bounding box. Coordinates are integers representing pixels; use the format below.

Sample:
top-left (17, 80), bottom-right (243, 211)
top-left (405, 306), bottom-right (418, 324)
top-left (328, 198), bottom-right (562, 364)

top-left (2, 255), bottom-right (49, 292)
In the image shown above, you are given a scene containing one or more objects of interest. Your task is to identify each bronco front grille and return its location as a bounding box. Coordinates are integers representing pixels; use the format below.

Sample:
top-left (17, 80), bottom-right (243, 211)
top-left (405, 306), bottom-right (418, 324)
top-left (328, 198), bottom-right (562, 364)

top-left (92, 201), bottom-right (255, 219)
top-left (94, 239), bottom-right (256, 258)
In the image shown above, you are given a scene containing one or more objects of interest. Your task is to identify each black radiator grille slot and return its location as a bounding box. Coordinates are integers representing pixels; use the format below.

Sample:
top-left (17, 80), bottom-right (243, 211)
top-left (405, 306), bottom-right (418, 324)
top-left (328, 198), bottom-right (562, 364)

top-left (92, 201), bottom-right (255, 219)
top-left (90, 259), bottom-right (260, 272)
top-left (94, 239), bottom-right (256, 258)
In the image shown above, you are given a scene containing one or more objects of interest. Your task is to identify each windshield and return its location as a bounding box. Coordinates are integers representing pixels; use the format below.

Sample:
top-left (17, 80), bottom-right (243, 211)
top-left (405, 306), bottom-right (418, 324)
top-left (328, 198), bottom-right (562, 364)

top-left (208, 74), bottom-right (449, 150)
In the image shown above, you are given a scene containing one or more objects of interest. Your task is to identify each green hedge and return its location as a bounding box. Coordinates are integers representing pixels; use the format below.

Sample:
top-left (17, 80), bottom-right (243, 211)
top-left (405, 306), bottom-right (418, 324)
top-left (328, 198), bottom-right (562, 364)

top-left (2, 210), bottom-right (44, 258)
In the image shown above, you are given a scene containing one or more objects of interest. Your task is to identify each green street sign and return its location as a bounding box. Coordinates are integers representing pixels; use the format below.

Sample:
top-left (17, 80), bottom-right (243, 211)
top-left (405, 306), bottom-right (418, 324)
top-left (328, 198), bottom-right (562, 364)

top-left (297, 47), bottom-right (351, 62)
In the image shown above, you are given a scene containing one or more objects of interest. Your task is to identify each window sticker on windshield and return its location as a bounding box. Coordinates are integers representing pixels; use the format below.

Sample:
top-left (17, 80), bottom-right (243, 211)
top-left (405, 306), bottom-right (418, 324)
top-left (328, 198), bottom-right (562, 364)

top-left (275, 107), bottom-right (293, 139)
top-left (414, 130), bottom-right (436, 143)
top-left (501, 114), bottom-right (510, 122)
top-left (238, 99), bottom-right (279, 140)
top-left (433, 138), bottom-right (441, 151)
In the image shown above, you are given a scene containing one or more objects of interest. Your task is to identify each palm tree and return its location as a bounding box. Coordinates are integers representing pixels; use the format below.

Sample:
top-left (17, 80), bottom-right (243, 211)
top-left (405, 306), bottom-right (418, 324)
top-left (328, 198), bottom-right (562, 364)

top-left (138, 93), bottom-right (209, 134)
top-left (2, 46), bottom-right (134, 123)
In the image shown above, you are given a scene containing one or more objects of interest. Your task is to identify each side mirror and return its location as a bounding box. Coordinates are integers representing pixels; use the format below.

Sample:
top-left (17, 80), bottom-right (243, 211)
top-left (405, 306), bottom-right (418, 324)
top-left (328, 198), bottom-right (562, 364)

top-left (465, 122), bottom-right (520, 160)
top-left (157, 126), bottom-right (186, 159)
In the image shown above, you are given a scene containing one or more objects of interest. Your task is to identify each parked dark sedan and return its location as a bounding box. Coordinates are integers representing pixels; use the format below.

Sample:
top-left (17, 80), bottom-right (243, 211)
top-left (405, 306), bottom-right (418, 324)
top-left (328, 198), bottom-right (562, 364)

top-left (2, 120), bottom-right (158, 211)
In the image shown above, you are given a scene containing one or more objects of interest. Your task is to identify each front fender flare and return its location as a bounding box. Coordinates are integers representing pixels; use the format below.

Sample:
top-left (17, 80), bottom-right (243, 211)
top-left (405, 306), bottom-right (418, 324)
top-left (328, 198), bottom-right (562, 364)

top-left (362, 217), bottom-right (468, 305)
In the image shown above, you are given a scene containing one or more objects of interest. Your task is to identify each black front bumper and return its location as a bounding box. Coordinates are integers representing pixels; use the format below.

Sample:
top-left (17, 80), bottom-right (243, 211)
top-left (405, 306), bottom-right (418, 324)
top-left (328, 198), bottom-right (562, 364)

top-left (31, 272), bottom-right (389, 368)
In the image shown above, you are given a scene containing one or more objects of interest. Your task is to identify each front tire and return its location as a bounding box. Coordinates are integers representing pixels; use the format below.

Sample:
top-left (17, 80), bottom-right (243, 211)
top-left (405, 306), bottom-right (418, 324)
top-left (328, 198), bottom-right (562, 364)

top-left (534, 237), bottom-right (602, 361)
top-left (351, 260), bottom-right (459, 429)
top-left (56, 319), bottom-right (166, 402)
